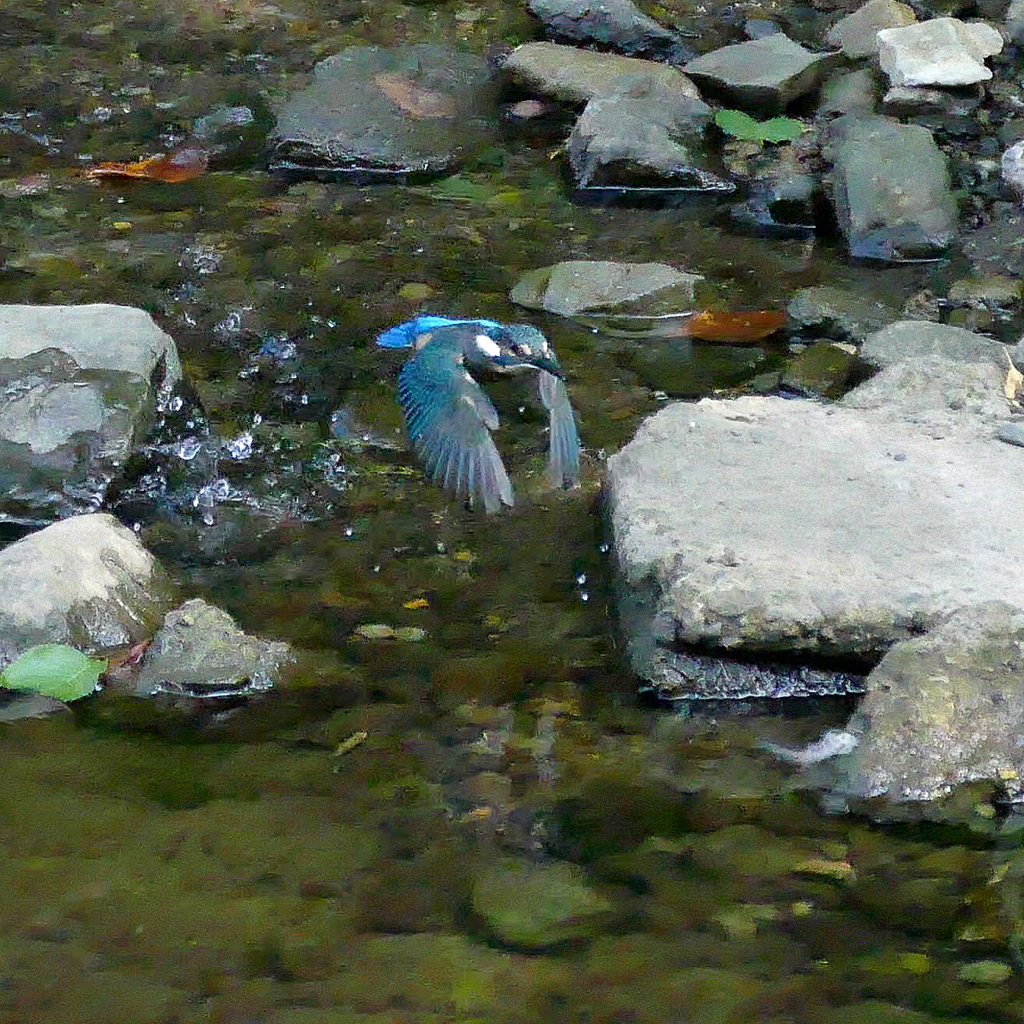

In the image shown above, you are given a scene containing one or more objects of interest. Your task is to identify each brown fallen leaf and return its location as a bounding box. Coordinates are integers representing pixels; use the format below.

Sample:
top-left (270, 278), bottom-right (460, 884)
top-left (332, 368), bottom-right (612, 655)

top-left (683, 310), bottom-right (787, 343)
top-left (570, 309), bottom-right (787, 343)
top-left (374, 72), bottom-right (456, 119)
top-left (1005, 351), bottom-right (1023, 404)
top-left (86, 145), bottom-right (209, 184)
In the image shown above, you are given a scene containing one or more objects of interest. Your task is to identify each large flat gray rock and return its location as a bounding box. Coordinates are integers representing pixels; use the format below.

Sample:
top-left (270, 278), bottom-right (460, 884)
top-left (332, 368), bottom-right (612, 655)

top-left (268, 45), bottom-right (496, 181)
top-left (607, 354), bottom-right (1024, 697)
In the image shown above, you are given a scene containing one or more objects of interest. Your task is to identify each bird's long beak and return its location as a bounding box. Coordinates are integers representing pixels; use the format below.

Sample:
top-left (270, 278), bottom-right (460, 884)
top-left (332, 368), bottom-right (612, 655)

top-left (528, 352), bottom-right (562, 378)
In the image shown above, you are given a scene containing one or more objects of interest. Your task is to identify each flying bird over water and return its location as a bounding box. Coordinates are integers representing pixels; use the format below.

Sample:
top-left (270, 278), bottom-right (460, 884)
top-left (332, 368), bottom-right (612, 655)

top-left (377, 315), bottom-right (580, 512)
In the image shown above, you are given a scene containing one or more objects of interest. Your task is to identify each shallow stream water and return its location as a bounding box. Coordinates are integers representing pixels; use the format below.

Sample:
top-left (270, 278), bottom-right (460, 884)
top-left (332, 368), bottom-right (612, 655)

top-left (1, 1), bottom-right (1020, 1022)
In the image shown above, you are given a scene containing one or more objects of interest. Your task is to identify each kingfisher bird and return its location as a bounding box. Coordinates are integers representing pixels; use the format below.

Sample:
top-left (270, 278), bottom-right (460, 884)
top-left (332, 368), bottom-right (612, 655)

top-left (377, 315), bottom-right (580, 512)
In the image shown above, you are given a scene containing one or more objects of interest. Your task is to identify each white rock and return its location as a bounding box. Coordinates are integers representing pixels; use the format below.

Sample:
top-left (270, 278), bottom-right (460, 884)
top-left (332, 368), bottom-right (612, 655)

top-left (877, 17), bottom-right (1003, 87)
top-left (0, 303), bottom-right (182, 386)
top-left (1002, 139), bottom-right (1024, 195)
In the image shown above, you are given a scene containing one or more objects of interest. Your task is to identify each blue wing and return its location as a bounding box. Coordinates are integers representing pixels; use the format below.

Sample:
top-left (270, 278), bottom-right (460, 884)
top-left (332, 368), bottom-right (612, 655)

top-left (377, 315), bottom-right (503, 350)
top-left (538, 370), bottom-right (581, 490)
top-left (397, 334), bottom-right (514, 513)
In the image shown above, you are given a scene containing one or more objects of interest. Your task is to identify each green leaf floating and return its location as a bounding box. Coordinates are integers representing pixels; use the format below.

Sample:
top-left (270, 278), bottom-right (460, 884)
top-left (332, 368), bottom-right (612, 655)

top-left (0, 643), bottom-right (104, 701)
top-left (715, 109), bottom-right (804, 144)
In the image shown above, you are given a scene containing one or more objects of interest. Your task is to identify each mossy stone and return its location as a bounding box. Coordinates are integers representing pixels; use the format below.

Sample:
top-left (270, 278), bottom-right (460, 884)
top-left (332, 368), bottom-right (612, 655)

top-left (472, 858), bottom-right (614, 949)
top-left (782, 341), bottom-right (861, 398)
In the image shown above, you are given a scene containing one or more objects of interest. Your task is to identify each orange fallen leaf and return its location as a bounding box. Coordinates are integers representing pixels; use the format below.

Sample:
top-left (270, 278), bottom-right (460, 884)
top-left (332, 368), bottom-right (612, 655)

top-left (374, 72), bottom-right (456, 118)
top-left (86, 145), bottom-right (209, 184)
top-left (683, 310), bottom-right (787, 343)
top-left (403, 597), bottom-right (429, 610)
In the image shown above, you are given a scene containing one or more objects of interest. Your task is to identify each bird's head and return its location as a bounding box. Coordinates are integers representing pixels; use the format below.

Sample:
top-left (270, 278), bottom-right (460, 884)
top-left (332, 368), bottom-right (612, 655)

top-left (464, 323), bottom-right (562, 377)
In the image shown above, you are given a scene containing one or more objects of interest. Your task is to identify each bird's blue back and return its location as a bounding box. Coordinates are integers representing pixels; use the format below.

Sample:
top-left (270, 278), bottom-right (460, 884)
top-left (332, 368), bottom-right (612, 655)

top-left (376, 315), bottom-right (502, 350)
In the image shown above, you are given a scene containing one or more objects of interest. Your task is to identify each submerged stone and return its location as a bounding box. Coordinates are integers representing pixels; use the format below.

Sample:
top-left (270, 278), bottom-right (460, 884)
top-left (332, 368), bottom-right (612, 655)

top-left (472, 859), bottom-right (614, 948)
top-left (511, 260), bottom-right (703, 316)
top-left (786, 285), bottom-right (897, 342)
top-left (268, 45), bottom-right (497, 181)
top-left (782, 342), bottom-right (862, 398)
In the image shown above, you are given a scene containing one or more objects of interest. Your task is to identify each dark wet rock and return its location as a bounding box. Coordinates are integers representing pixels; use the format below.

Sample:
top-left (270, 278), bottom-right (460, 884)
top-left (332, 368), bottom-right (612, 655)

top-left (997, 421), bottom-right (1024, 447)
top-left (192, 103), bottom-right (271, 169)
top-left (268, 45), bottom-right (496, 182)
top-left (787, 285), bottom-right (897, 342)
top-left (826, 0), bottom-right (916, 58)
top-left (638, 647), bottom-right (864, 702)
top-left (502, 41), bottom-right (701, 105)
top-left (818, 68), bottom-right (878, 117)
top-left (962, 201), bottom-right (1024, 278)
top-left (782, 342), bottom-right (862, 398)
top-left (727, 148), bottom-right (821, 238)
top-left (880, 82), bottom-right (983, 118)
top-left (843, 602), bottom-right (1024, 805)
top-left (130, 598), bottom-right (292, 699)
top-left (0, 304), bottom-right (183, 524)
top-left (607, 321), bottom-right (1024, 698)
top-left (566, 73), bottom-right (730, 193)
top-left (0, 513), bottom-right (176, 670)
top-left (526, 0), bottom-right (693, 64)
top-left (827, 114), bottom-right (956, 261)
top-left (682, 34), bottom-right (837, 115)
top-left (511, 260), bottom-right (703, 316)
top-left (471, 858), bottom-right (614, 948)
top-left (877, 18), bottom-right (1003, 88)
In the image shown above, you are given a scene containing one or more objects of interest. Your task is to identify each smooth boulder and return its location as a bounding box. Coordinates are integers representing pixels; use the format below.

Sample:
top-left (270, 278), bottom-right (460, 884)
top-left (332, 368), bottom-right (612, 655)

top-left (0, 513), bottom-right (176, 668)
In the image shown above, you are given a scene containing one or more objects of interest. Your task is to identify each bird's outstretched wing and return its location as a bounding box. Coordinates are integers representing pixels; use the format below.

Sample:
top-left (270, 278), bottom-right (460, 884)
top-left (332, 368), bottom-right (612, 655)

top-left (538, 369), bottom-right (581, 490)
top-left (398, 339), bottom-right (513, 513)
